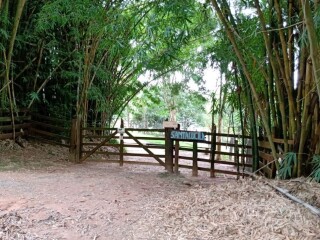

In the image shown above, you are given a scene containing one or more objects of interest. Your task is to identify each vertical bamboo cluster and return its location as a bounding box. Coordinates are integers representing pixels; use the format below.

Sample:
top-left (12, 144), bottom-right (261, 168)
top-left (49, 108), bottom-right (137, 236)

top-left (210, 0), bottom-right (320, 176)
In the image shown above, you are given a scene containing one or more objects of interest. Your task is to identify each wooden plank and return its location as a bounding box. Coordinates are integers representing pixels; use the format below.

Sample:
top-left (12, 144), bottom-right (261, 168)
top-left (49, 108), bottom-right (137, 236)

top-left (125, 128), bottom-right (165, 132)
top-left (192, 142), bottom-right (198, 177)
top-left (216, 141), bottom-right (252, 149)
top-left (29, 128), bottom-right (70, 140)
top-left (213, 160), bottom-right (252, 168)
top-left (87, 159), bottom-right (161, 166)
top-left (174, 140), bottom-right (179, 173)
top-left (81, 127), bottom-right (117, 131)
top-left (0, 132), bottom-right (24, 140)
top-left (82, 135), bottom-right (118, 139)
top-left (214, 169), bottom-right (251, 177)
top-left (177, 164), bottom-right (210, 172)
top-left (124, 153), bottom-right (165, 158)
top-left (259, 140), bottom-right (271, 149)
top-left (30, 113), bottom-right (68, 124)
top-left (258, 161), bottom-right (272, 178)
top-left (0, 123), bottom-right (30, 131)
top-left (272, 138), bottom-right (294, 145)
top-left (81, 151), bottom-right (119, 156)
top-left (126, 129), bottom-right (165, 167)
top-left (127, 136), bottom-right (164, 141)
top-left (80, 131), bottom-right (118, 162)
top-left (30, 120), bottom-right (70, 132)
top-left (28, 135), bottom-right (69, 147)
top-left (259, 151), bottom-right (274, 162)
top-left (215, 133), bottom-right (251, 139)
top-left (0, 115), bottom-right (31, 122)
top-left (214, 151), bottom-right (252, 158)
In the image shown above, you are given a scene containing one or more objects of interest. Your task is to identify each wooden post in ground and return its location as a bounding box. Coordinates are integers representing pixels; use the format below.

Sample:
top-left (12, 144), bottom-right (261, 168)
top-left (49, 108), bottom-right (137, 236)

top-left (210, 125), bottom-right (216, 178)
top-left (69, 117), bottom-right (81, 163)
top-left (192, 141), bottom-right (198, 177)
top-left (75, 117), bottom-right (81, 163)
top-left (235, 139), bottom-right (239, 180)
top-left (165, 127), bottom-right (174, 173)
top-left (174, 124), bottom-right (180, 174)
top-left (69, 118), bottom-right (77, 162)
top-left (120, 119), bottom-right (124, 166)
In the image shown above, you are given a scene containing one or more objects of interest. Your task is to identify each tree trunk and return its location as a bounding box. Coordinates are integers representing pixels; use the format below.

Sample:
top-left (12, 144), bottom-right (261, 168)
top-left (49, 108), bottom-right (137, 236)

top-left (211, 0), bottom-right (280, 169)
top-left (302, 0), bottom-right (320, 104)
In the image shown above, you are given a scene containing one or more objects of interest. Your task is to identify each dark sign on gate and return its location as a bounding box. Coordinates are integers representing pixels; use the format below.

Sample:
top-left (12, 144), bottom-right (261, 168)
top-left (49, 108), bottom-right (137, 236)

top-left (170, 130), bottom-right (206, 141)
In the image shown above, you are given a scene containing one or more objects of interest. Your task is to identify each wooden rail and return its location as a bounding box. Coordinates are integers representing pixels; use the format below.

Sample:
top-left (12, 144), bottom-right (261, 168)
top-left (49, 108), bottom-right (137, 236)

top-left (79, 126), bottom-right (253, 178)
top-left (258, 137), bottom-right (294, 178)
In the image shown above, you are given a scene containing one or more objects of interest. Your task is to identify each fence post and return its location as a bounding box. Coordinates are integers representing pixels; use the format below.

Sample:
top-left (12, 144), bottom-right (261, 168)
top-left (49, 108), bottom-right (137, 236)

top-left (174, 124), bottom-right (180, 174)
top-left (235, 139), bottom-right (239, 180)
top-left (75, 117), bottom-right (82, 163)
top-left (120, 119), bottom-right (124, 166)
top-left (69, 118), bottom-right (76, 162)
top-left (210, 125), bottom-right (216, 178)
top-left (192, 141), bottom-right (198, 177)
top-left (165, 127), bottom-right (173, 173)
top-left (69, 118), bottom-right (81, 163)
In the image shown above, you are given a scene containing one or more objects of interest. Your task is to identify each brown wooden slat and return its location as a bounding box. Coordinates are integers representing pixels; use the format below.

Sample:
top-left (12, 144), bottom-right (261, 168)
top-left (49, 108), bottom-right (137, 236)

top-left (214, 151), bottom-right (252, 158)
top-left (81, 151), bottom-right (119, 155)
top-left (29, 128), bottom-right (70, 140)
top-left (87, 159), bottom-right (161, 166)
top-left (0, 115), bottom-right (31, 122)
top-left (125, 130), bottom-right (165, 167)
top-left (259, 161), bottom-right (273, 178)
top-left (216, 141), bottom-right (252, 149)
top-left (82, 127), bottom-right (117, 131)
top-left (259, 151), bottom-right (274, 162)
top-left (82, 142), bottom-right (120, 147)
top-left (213, 169), bottom-right (250, 177)
top-left (80, 131), bottom-right (118, 162)
top-left (272, 138), bottom-right (294, 145)
top-left (0, 123), bottom-right (30, 131)
top-left (124, 128), bottom-right (164, 132)
top-left (28, 135), bottom-right (69, 147)
top-left (30, 120), bottom-right (69, 132)
top-left (0, 132), bottom-right (24, 140)
top-left (215, 133), bottom-right (251, 139)
top-left (30, 113), bottom-right (68, 124)
top-left (124, 153), bottom-right (165, 158)
top-left (259, 140), bottom-right (271, 149)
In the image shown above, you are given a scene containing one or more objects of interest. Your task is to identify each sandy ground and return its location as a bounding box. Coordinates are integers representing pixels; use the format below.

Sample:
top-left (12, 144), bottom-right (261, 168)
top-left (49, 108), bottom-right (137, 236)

top-left (0, 141), bottom-right (320, 240)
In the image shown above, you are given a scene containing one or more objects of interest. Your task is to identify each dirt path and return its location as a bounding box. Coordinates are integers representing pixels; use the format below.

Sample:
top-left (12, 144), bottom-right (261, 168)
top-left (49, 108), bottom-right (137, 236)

top-left (0, 162), bottom-right (199, 239)
top-left (0, 141), bottom-right (320, 240)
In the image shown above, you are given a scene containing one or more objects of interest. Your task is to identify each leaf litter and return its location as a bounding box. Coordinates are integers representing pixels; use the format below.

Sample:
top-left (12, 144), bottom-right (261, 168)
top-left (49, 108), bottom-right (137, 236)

top-left (0, 141), bottom-right (320, 240)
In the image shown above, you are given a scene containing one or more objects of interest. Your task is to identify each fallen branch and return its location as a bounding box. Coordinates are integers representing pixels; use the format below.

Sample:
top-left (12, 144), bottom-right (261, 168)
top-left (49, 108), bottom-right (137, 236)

top-left (244, 170), bottom-right (320, 217)
top-left (273, 186), bottom-right (320, 217)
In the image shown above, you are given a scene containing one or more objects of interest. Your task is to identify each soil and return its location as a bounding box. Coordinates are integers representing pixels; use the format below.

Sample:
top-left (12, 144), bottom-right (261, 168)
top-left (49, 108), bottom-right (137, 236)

top-left (0, 140), bottom-right (320, 240)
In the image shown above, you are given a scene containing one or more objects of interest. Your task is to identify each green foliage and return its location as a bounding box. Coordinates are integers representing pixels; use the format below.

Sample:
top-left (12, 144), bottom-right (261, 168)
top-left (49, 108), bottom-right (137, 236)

top-left (278, 152), bottom-right (297, 179)
top-left (29, 92), bottom-right (40, 103)
top-left (310, 155), bottom-right (320, 183)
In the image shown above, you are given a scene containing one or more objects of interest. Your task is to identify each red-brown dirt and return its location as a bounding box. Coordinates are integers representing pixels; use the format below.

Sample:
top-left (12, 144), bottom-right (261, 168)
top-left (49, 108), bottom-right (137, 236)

top-left (0, 141), bottom-right (319, 240)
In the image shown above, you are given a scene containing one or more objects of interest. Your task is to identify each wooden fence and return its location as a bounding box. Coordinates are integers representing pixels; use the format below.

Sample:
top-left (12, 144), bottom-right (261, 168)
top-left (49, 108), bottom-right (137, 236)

top-left (76, 124), bottom-right (253, 178)
top-left (28, 113), bottom-right (71, 147)
top-left (0, 110), bottom-right (71, 147)
top-left (258, 138), bottom-right (294, 178)
top-left (0, 112), bottom-right (292, 179)
top-left (0, 110), bottom-right (30, 140)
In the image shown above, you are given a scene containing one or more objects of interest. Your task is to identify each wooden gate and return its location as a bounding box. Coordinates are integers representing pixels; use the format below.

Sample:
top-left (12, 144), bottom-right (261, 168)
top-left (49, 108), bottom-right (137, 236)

top-left (75, 121), bottom-right (253, 178)
top-left (78, 123), bottom-right (166, 167)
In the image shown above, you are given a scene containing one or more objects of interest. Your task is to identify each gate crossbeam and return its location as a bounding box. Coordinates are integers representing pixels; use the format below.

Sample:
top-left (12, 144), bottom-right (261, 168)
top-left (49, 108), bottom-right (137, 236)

top-left (125, 130), bottom-right (165, 167)
top-left (80, 131), bottom-right (117, 162)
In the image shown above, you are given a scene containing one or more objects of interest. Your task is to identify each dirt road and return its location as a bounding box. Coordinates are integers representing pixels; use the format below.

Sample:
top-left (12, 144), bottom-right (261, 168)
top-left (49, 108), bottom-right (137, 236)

top-left (0, 142), bottom-right (320, 240)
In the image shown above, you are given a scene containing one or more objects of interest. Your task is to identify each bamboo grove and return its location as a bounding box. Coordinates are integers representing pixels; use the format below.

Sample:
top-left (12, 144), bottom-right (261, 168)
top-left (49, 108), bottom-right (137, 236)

top-left (210, 0), bottom-right (320, 177)
top-left (1, 0), bottom-right (320, 178)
